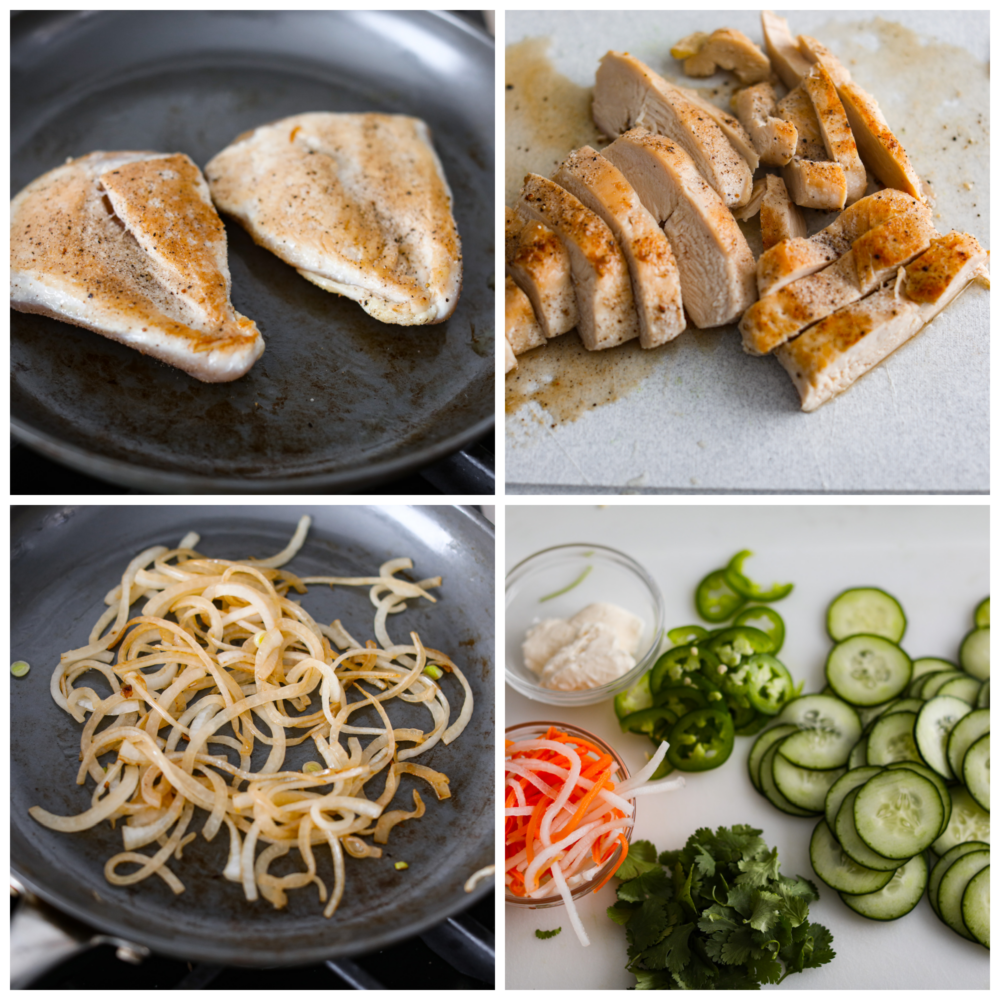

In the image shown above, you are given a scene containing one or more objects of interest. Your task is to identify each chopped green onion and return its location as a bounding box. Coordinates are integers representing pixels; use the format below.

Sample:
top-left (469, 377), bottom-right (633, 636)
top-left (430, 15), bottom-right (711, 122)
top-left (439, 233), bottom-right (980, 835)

top-left (539, 565), bottom-right (592, 603)
top-left (423, 664), bottom-right (443, 680)
top-left (394, 861), bottom-right (409, 871)
top-left (11, 661), bottom-right (30, 678)
top-left (303, 761), bottom-right (323, 774)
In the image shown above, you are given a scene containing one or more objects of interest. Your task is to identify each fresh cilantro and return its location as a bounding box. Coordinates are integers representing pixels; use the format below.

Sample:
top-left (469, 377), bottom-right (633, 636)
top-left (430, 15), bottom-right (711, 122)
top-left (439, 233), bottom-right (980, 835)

top-left (609, 825), bottom-right (834, 988)
top-left (535, 927), bottom-right (561, 939)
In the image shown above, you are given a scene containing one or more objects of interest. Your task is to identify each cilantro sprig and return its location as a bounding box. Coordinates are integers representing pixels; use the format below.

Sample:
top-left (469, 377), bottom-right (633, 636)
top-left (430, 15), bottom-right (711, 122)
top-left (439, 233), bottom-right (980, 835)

top-left (607, 825), bottom-right (835, 989)
top-left (535, 927), bottom-right (562, 939)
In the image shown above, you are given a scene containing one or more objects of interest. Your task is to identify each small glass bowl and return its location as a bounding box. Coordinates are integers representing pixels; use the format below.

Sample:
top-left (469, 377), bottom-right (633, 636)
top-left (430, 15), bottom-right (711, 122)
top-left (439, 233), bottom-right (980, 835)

top-left (504, 721), bottom-right (634, 908)
top-left (505, 543), bottom-right (665, 707)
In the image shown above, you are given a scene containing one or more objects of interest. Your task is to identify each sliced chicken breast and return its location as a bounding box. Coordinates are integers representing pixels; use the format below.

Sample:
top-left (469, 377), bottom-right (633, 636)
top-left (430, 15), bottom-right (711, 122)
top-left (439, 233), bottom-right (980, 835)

top-left (740, 211), bottom-right (937, 354)
top-left (554, 146), bottom-right (685, 348)
top-left (603, 127), bottom-right (757, 328)
top-left (504, 333), bottom-right (517, 374)
top-left (734, 83), bottom-right (798, 166)
top-left (516, 173), bottom-right (639, 351)
top-left (675, 86), bottom-right (760, 171)
top-left (593, 51), bottom-right (754, 208)
top-left (760, 175), bottom-right (807, 251)
top-left (797, 35), bottom-right (852, 87)
top-left (505, 207), bottom-right (578, 339)
top-left (776, 231), bottom-right (988, 410)
top-left (757, 188), bottom-right (930, 297)
top-left (761, 10), bottom-right (812, 89)
top-left (505, 275), bottom-right (546, 356)
top-left (682, 29), bottom-right (771, 84)
top-left (10, 151), bottom-right (263, 382)
top-left (206, 113), bottom-right (462, 326)
top-left (733, 177), bottom-right (766, 222)
top-left (777, 84), bottom-right (847, 210)
top-left (802, 62), bottom-right (866, 205)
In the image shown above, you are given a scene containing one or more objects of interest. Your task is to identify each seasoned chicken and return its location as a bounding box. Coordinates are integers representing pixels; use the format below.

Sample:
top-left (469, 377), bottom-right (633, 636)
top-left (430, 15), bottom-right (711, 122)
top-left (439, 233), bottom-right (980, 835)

top-left (734, 83), bottom-right (798, 166)
top-left (802, 62), bottom-right (866, 205)
top-left (206, 113), bottom-right (461, 326)
top-left (777, 84), bottom-right (847, 210)
top-left (505, 274), bottom-right (546, 356)
top-left (761, 10), bottom-right (811, 89)
top-left (682, 28), bottom-right (771, 84)
top-left (733, 178), bottom-right (766, 222)
top-left (603, 128), bottom-right (757, 328)
top-left (757, 189), bottom-right (930, 297)
top-left (797, 35), bottom-right (851, 87)
top-left (505, 207), bottom-right (578, 339)
top-left (516, 173), bottom-right (640, 351)
top-left (10, 151), bottom-right (263, 382)
top-left (554, 147), bottom-right (685, 348)
top-left (776, 232), bottom-right (988, 410)
top-left (593, 52), bottom-right (754, 209)
top-left (760, 175), bottom-right (807, 251)
top-left (776, 85), bottom-right (826, 161)
top-left (740, 211), bottom-right (937, 354)
top-left (504, 334), bottom-right (517, 374)
top-left (675, 86), bottom-right (760, 171)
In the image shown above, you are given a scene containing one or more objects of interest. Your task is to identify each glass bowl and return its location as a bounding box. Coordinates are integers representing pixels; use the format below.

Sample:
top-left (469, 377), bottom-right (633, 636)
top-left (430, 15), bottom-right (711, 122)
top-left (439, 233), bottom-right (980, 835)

top-left (505, 543), bottom-right (665, 706)
top-left (504, 721), bottom-right (635, 908)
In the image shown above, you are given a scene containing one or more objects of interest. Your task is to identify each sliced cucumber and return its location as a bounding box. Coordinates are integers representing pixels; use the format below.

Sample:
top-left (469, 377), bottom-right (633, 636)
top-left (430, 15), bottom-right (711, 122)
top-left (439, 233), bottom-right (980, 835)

top-left (936, 675), bottom-right (982, 705)
top-left (976, 679), bottom-right (990, 709)
top-left (880, 697), bottom-right (926, 717)
top-left (928, 841), bottom-right (989, 915)
top-left (827, 587), bottom-right (906, 643)
top-left (866, 711), bottom-right (920, 766)
top-left (912, 656), bottom-right (957, 681)
top-left (848, 734), bottom-right (869, 769)
top-left (946, 708), bottom-right (990, 782)
top-left (773, 753), bottom-right (845, 811)
top-left (840, 853), bottom-right (927, 921)
top-left (885, 760), bottom-right (951, 833)
top-left (920, 670), bottom-right (965, 699)
top-left (974, 597), bottom-right (990, 629)
top-left (748, 723), bottom-right (798, 792)
top-left (826, 635), bottom-right (912, 707)
top-left (960, 627), bottom-right (990, 681)
top-left (824, 765), bottom-right (882, 831)
top-left (774, 694), bottom-right (861, 769)
top-left (759, 741), bottom-right (818, 817)
top-left (963, 733), bottom-right (990, 812)
top-left (810, 818), bottom-right (894, 895)
top-left (857, 698), bottom-right (898, 729)
top-left (914, 694), bottom-right (973, 779)
top-left (854, 769), bottom-right (943, 858)
top-left (937, 849), bottom-right (990, 941)
top-left (931, 785), bottom-right (991, 855)
top-left (834, 787), bottom-right (905, 872)
top-left (961, 864), bottom-right (990, 948)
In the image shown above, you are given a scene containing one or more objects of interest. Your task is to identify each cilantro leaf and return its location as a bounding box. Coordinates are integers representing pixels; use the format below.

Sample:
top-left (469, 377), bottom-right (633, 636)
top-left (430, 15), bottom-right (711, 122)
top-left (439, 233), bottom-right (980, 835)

top-left (641, 922), bottom-right (694, 974)
top-left (735, 846), bottom-right (781, 887)
top-left (617, 866), bottom-right (672, 903)
top-left (607, 901), bottom-right (637, 926)
top-left (534, 927), bottom-right (561, 939)
top-left (629, 897), bottom-right (669, 951)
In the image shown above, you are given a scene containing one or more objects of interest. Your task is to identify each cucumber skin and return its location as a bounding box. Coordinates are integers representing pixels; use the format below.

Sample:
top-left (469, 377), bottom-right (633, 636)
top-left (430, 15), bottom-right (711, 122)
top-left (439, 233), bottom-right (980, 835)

top-left (839, 853), bottom-right (927, 921)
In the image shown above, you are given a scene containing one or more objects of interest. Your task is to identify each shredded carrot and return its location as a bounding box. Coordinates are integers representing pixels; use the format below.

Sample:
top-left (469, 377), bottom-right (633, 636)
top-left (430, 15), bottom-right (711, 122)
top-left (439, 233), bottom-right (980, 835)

top-left (591, 834), bottom-right (630, 894)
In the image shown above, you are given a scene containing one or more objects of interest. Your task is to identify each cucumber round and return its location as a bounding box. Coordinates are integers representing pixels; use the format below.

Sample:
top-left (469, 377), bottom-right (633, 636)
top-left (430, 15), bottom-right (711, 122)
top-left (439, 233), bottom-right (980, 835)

top-left (824, 765), bottom-right (882, 831)
top-left (936, 675), bottom-right (982, 705)
top-left (827, 587), bottom-right (906, 642)
top-left (809, 818), bottom-right (894, 895)
top-left (865, 711), bottom-right (920, 766)
top-left (759, 741), bottom-right (819, 817)
top-left (974, 597), bottom-right (990, 629)
top-left (826, 634), bottom-right (912, 707)
top-left (920, 670), bottom-right (966, 699)
top-left (854, 769), bottom-right (943, 858)
top-left (946, 708), bottom-right (990, 782)
top-left (961, 864), bottom-right (990, 948)
top-left (931, 785), bottom-right (991, 855)
top-left (748, 723), bottom-right (798, 792)
top-left (834, 786), bottom-right (906, 872)
top-left (848, 734), bottom-right (869, 769)
top-left (929, 841), bottom-right (989, 915)
top-left (773, 752), bottom-right (845, 811)
top-left (840, 853), bottom-right (927, 921)
top-left (774, 695), bottom-right (861, 769)
top-left (914, 694), bottom-right (973, 779)
top-left (884, 760), bottom-right (951, 834)
top-left (879, 697), bottom-right (926, 718)
top-left (937, 849), bottom-right (990, 941)
top-left (960, 627), bottom-right (990, 681)
top-left (976, 679), bottom-right (990, 709)
top-left (963, 733), bottom-right (990, 812)
top-left (912, 656), bottom-right (957, 682)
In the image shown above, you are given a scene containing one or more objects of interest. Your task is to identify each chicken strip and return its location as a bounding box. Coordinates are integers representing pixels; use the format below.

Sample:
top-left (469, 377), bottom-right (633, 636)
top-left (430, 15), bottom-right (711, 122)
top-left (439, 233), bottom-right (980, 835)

top-left (504, 207), bottom-right (578, 339)
top-left (504, 333), bottom-right (517, 374)
top-left (603, 128), bottom-right (756, 328)
top-left (516, 173), bottom-right (640, 351)
top-left (593, 51), bottom-right (754, 208)
top-left (675, 86), bottom-right (760, 171)
top-left (802, 62), bottom-right (866, 205)
top-left (734, 82), bottom-right (798, 166)
top-left (760, 175), bottom-right (806, 251)
top-left (761, 10), bottom-right (812, 89)
top-left (732, 178), bottom-right (766, 222)
top-left (777, 85), bottom-right (847, 210)
top-left (757, 189), bottom-right (929, 297)
top-left (505, 275), bottom-right (546, 356)
top-left (10, 151), bottom-right (263, 382)
top-left (777, 232), bottom-right (988, 410)
top-left (682, 28), bottom-right (771, 84)
top-left (740, 211), bottom-right (937, 354)
top-left (554, 147), bottom-right (685, 348)
top-left (206, 113), bottom-right (461, 326)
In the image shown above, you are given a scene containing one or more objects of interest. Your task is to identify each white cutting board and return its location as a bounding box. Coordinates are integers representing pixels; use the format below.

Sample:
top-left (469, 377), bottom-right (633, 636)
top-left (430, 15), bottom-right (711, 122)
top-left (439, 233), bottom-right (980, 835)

top-left (504, 11), bottom-right (989, 493)
top-left (504, 504), bottom-right (989, 989)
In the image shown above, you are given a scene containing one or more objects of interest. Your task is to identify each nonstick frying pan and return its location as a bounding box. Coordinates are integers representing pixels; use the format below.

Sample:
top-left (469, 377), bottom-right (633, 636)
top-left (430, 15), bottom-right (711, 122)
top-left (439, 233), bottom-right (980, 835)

top-left (10, 12), bottom-right (495, 493)
top-left (10, 505), bottom-right (495, 970)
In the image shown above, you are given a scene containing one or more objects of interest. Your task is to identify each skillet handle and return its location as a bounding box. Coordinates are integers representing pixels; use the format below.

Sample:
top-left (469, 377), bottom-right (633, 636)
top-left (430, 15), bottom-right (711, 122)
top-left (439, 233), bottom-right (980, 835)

top-left (420, 911), bottom-right (495, 984)
top-left (10, 886), bottom-right (149, 988)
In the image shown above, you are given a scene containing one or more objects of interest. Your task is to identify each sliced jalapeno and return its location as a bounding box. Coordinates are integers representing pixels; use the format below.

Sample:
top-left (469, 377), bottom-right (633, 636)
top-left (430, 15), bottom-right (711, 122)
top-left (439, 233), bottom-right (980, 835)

top-left (653, 684), bottom-right (709, 718)
top-left (733, 605), bottom-right (786, 654)
top-left (666, 707), bottom-right (735, 771)
top-left (650, 644), bottom-right (720, 693)
top-left (743, 653), bottom-right (794, 715)
top-left (724, 550), bottom-right (793, 603)
top-left (734, 709), bottom-right (770, 737)
top-left (620, 705), bottom-right (678, 741)
top-left (707, 626), bottom-right (777, 666)
top-left (667, 624), bottom-right (709, 645)
top-left (614, 671), bottom-right (652, 724)
top-left (695, 569), bottom-right (747, 622)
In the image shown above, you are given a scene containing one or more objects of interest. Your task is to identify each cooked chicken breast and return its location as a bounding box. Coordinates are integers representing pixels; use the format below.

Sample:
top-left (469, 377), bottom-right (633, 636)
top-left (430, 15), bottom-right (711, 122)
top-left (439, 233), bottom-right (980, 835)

top-left (740, 211), bottom-right (937, 354)
top-left (776, 84), bottom-right (847, 211)
top-left (757, 188), bottom-right (929, 297)
top-left (675, 86), bottom-right (760, 171)
top-left (733, 177), bottom-right (766, 222)
top-left (504, 332), bottom-right (517, 374)
top-left (505, 206), bottom-right (578, 339)
top-left (10, 151), bottom-right (263, 382)
top-left (761, 10), bottom-right (811, 89)
top-left (797, 35), bottom-right (852, 87)
top-left (802, 62), bottom-right (866, 205)
top-left (683, 29), bottom-right (771, 84)
top-left (505, 275), bottom-right (546, 356)
top-left (593, 52), bottom-right (754, 209)
top-left (206, 113), bottom-right (461, 326)
top-left (776, 85), bottom-right (826, 161)
top-left (554, 147), bottom-right (685, 348)
top-left (760, 175), bottom-right (806, 251)
top-left (776, 231), bottom-right (988, 410)
top-left (516, 173), bottom-right (639, 351)
top-left (603, 127), bottom-right (757, 328)
top-left (734, 83), bottom-right (798, 166)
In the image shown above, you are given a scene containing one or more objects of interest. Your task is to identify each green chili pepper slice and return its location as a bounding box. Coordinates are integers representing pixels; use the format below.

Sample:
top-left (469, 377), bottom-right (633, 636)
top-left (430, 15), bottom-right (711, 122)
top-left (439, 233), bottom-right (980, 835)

top-left (733, 605), bottom-right (786, 654)
top-left (667, 624), bottom-right (709, 645)
top-left (694, 569), bottom-right (747, 622)
top-left (650, 645), bottom-right (721, 693)
top-left (619, 706), bottom-right (678, 741)
top-left (653, 684), bottom-right (709, 718)
top-left (707, 626), bottom-right (777, 666)
top-left (666, 707), bottom-right (735, 771)
top-left (613, 671), bottom-right (653, 724)
top-left (734, 709), bottom-right (770, 737)
top-left (724, 550), bottom-right (793, 602)
top-left (743, 653), bottom-right (795, 715)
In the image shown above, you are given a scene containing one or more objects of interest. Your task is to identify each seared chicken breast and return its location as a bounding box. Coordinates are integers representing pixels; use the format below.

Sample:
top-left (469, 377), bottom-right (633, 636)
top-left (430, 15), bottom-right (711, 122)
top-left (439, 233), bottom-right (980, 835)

top-left (682, 28), bottom-right (771, 84)
top-left (505, 274), bottom-right (546, 356)
top-left (206, 113), bottom-right (462, 326)
top-left (761, 10), bottom-right (811, 89)
top-left (10, 151), bottom-right (263, 382)
top-left (802, 62), bottom-right (866, 205)
top-left (760, 175), bottom-right (806, 251)
top-left (735, 83), bottom-right (798, 167)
